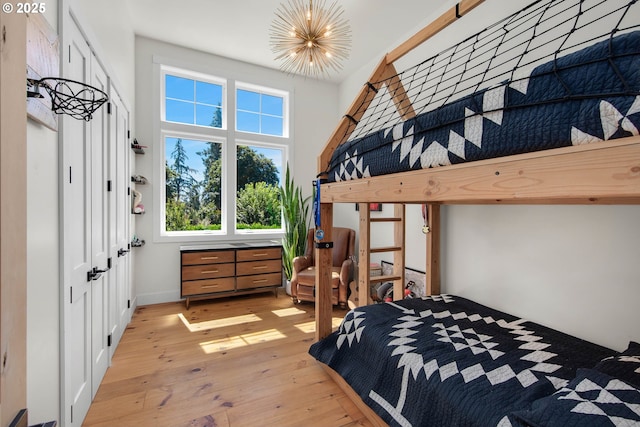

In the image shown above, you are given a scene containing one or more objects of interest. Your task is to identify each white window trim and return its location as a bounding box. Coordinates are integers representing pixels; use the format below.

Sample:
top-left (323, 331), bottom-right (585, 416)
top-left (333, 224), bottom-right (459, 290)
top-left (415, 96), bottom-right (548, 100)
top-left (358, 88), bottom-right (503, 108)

top-left (159, 130), bottom-right (228, 239)
top-left (235, 81), bottom-right (290, 138)
top-left (152, 63), bottom-right (292, 244)
top-left (161, 65), bottom-right (228, 130)
top-left (235, 137), bottom-right (290, 236)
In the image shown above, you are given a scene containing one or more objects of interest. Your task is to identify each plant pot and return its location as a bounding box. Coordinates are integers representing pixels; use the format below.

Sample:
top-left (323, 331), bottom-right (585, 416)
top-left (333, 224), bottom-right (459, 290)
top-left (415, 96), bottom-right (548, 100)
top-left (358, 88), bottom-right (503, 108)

top-left (284, 277), bottom-right (292, 296)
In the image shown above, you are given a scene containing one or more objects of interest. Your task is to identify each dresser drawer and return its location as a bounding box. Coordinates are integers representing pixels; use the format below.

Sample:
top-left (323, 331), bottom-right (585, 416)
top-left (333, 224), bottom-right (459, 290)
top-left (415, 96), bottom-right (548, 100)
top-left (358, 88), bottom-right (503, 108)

top-left (182, 250), bottom-right (235, 266)
top-left (182, 263), bottom-right (235, 281)
top-left (236, 247), bottom-right (281, 262)
top-left (236, 272), bottom-right (282, 290)
top-left (182, 277), bottom-right (235, 296)
top-left (236, 259), bottom-right (281, 276)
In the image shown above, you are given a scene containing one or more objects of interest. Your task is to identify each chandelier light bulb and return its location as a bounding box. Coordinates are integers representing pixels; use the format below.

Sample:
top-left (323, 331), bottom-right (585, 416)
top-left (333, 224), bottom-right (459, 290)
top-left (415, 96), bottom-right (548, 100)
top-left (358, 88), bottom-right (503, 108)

top-left (270, 0), bottom-right (351, 78)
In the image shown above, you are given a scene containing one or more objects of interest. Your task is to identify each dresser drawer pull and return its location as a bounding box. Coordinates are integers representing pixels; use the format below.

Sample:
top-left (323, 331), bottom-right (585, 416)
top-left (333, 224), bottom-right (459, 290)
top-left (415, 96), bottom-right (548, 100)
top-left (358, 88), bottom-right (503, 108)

top-left (201, 269), bottom-right (219, 274)
top-left (201, 284), bottom-right (219, 289)
top-left (252, 265), bottom-right (268, 270)
top-left (201, 256), bottom-right (219, 260)
top-left (253, 279), bottom-right (268, 284)
top-left (252, 252), bottom-right (268, 257)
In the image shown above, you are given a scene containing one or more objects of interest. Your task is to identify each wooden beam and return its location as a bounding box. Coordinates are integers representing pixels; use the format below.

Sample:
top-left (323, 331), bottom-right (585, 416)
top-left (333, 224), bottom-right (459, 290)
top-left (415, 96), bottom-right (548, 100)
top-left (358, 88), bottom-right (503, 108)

top-left (319, 363), bottom-right (388, 427)
top-left (315, 203), bottom-right (334, 341)
top-left (318, 0), bottom-right (485, 177)
top-left (358, 203), bottom-right (371, 306)
top-left (0, 10), bottom-right (28, 424)
top-left (387, 0), bottom-right (486, 64)
top-left (317, 58), bottom-right (391, 175)
top-left (385, 63), bottom-right (416, 120)
top-left (320, 138), bottom-right (640, 205)
top-left (392, 204), bottom-right (405, 301)
top-left (425, 204), bottom-right (441, 296)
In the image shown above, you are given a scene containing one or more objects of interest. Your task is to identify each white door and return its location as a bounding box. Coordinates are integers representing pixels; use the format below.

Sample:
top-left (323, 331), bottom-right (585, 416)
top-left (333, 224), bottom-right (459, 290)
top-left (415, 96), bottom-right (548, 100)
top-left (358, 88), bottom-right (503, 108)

top-left (107, 90), bottom-right (130, 355)
top-left (116, 94), bottom-right (132, 330)
top-left (89, 53), bottom-right (110, 397)
top-left (62, 18), bottom-right (93, 427)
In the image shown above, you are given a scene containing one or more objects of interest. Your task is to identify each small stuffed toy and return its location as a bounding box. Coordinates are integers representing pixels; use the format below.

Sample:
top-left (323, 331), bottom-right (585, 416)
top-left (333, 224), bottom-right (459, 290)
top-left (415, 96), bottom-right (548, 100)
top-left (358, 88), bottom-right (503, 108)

top-left (132, 189), bottom-right (145, 214)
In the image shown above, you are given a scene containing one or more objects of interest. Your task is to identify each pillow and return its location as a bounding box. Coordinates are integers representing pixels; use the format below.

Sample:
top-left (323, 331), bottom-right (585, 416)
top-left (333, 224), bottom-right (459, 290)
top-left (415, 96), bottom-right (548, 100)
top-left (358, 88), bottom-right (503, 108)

top-left (594, 341), bottom-right (640, 388)
top-left (511, 368), bottom-right (640, 427)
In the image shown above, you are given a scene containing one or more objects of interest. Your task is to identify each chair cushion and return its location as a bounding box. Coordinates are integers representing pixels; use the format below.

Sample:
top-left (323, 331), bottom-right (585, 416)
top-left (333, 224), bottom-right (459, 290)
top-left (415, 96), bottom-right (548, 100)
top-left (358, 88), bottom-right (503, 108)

top-left (297, 266), bottom-right (340, 289)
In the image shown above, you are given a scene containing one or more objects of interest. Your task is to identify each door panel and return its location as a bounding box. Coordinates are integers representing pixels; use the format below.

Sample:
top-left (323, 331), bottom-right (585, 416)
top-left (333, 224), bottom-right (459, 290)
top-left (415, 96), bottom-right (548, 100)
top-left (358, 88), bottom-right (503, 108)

top-left (90, 53), bottom-right (110, 397)
top-left (117, 97), bottom-right (132, 330)
top-left (63, 18), bottom-right (92, 426)
top-left (108, 91), bottom-right (130, 354)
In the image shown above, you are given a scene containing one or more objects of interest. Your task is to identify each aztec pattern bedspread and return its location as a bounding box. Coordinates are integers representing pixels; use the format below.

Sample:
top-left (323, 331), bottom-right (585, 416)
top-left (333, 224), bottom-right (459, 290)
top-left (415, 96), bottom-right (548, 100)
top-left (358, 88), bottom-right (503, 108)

top-left (308, 295), bottom-right (640, 427)
top-left (328, 31), bottom-right (640, 182)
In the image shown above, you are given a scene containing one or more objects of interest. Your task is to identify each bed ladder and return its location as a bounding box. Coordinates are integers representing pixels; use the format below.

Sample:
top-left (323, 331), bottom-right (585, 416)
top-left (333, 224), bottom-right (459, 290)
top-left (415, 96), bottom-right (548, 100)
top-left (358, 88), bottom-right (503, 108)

top-left (356, 203), bottom-right (405, 306)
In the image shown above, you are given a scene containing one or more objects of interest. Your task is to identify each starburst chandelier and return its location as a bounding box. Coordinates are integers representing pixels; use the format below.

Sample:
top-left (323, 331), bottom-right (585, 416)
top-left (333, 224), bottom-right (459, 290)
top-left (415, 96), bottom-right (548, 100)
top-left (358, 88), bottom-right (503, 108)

top-left (270, 0), bottom-right (351, 78)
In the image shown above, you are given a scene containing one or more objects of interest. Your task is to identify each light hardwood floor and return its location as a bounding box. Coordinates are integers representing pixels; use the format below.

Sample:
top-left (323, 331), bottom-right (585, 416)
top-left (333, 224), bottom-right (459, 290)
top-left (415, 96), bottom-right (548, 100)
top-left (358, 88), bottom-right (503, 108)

top-left (83, 290), bottom-right (374, 427)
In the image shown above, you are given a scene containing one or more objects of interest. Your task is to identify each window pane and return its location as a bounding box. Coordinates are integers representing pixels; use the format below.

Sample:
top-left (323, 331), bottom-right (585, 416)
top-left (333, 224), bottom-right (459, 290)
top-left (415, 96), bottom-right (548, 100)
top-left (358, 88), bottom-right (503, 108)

top-left (237, 89), bottom-right (260, 112)
top-left (262, 94), bottom-right (283, 116)
top-left (261, 116), bottom-right (283, 136)
top-left (166, 75), bottom-right (194, 101)
top-left (237, 111), bottom-right (260, 133)
top-left (166, 99), bottom-right (194, 124)
top-left (236, 145), bottom-right (282, 230)
top-left (165, 137), bottom-right (222, 232)
top-left (196, 81), bottom-right (222, 105)
top-left (195, 104), bottom-right (217, 127)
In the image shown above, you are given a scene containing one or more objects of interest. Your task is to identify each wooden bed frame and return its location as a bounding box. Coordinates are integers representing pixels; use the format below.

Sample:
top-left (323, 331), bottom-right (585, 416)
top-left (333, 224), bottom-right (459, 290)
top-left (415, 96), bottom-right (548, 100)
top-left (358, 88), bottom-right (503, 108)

top-left (312, 0), bottom-right (640, 423)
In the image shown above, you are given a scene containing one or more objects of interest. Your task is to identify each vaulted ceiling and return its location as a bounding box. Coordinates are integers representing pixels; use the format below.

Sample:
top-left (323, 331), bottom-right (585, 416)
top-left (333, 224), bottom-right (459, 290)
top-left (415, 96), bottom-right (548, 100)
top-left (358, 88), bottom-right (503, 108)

top-left (126, 0), bottom-right (450, 83)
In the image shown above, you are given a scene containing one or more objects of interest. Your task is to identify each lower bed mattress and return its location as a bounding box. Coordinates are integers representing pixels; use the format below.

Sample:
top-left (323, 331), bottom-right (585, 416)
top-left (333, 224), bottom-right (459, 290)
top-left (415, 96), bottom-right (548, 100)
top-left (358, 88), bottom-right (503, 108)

top-left (309, 295), bottom-right (640, 427)
top-left (328, 31), bottom-right (640, 182)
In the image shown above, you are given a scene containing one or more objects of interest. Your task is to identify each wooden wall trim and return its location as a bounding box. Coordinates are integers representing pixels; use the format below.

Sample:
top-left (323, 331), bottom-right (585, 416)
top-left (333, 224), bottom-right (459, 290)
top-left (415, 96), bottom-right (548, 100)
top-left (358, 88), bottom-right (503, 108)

top-left (0, 10), bottom-right (28, 425)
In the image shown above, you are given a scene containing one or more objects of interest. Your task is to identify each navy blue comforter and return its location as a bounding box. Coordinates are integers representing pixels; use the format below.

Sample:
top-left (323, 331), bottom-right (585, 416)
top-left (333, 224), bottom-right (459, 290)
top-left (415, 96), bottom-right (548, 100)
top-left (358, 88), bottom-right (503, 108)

top-left (309, 295), bottom-right (619, 427)
top-left (328, 32), bottom-right (640, 182)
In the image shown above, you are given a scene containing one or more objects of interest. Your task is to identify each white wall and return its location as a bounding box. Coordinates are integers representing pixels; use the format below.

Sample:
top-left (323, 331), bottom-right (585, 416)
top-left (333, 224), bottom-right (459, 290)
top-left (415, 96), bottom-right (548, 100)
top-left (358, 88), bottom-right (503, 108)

top-left (26, 3), bottom-right (61, 424)
top-left (337, 0), bottom-right (640, 351)
top-left (68, 0), bottom-right (136, 105)
top-left (133, 36), bottom-right (339, 305)
top-left (27, 118), bottom-right (61, 424)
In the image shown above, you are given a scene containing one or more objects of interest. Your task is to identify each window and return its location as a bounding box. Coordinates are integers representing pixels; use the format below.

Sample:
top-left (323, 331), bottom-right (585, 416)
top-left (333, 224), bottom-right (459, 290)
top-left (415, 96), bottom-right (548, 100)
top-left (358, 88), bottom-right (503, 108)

top-left (157, 65), bottom-right (291, 240)
top-left (236, 87), bottom-right (286, 136)
top-left (164, 70), bottom-right (225, 128)
top-left (164, 137), bottom-right (222, 232)
top-left (236, 144), bottom-right (283, 230)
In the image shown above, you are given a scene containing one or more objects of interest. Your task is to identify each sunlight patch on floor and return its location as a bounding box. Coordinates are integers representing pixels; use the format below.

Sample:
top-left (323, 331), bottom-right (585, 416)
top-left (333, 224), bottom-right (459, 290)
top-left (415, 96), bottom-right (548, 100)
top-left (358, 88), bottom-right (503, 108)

top-left (199, 328), bottom-right (287, 354)
top-left (293, 317), bottom-right (344, 333)
top-left (178, 312), bottom-right (262, 332)
top-left (271, 307), bottom-right (307, 317)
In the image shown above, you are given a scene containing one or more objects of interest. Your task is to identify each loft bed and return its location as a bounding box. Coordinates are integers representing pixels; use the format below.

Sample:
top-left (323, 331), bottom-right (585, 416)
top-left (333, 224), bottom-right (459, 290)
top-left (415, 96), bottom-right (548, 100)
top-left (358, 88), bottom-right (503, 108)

top-left (309, 0), bottom-right (640, 426)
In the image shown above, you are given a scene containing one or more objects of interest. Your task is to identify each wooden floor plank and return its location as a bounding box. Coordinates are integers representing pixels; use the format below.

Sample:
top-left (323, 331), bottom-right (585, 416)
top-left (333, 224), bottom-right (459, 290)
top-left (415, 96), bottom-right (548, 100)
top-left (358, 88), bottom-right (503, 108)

top-left (83, 293), bottom-right (374, 426)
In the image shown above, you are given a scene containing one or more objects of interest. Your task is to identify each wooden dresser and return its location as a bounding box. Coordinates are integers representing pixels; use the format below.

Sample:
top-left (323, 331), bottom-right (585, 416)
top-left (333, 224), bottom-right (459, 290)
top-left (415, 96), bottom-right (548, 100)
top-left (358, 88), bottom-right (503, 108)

top-left (180, 241), bottom-right (282, 308)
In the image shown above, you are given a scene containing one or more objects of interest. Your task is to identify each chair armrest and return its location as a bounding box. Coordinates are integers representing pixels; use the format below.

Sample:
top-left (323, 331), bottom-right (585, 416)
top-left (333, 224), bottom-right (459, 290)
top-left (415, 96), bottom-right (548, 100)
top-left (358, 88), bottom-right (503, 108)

top-left (293, 255), bottom-right (313, 273)
top-left (339, 258), bottom-right (353, 286)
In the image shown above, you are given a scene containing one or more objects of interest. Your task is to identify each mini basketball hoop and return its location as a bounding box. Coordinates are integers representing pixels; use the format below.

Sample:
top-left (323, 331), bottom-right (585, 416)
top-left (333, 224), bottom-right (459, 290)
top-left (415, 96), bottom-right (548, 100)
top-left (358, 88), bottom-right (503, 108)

top-left (27, 77), bottom-right (109, 121)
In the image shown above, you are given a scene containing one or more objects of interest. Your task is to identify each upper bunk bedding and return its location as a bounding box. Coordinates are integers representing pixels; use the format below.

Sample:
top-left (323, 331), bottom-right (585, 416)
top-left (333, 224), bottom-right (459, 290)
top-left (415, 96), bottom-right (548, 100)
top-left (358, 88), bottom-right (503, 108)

top-left (327, 31), bottom-right (640, 183)
top-left (308, 295), bottom-right (640, 427)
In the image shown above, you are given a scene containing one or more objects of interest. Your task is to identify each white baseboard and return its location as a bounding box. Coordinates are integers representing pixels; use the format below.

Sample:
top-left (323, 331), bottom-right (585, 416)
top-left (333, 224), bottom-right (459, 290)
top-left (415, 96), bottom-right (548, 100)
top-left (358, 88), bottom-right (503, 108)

top-left (136, 290), bottom-right (181, 306)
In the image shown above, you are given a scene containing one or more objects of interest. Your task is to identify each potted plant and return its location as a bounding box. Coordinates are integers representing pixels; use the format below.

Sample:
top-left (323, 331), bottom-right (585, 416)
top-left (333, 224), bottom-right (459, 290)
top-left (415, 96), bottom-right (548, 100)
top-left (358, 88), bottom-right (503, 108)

top-left (279, 163), bottom-right (311, 294)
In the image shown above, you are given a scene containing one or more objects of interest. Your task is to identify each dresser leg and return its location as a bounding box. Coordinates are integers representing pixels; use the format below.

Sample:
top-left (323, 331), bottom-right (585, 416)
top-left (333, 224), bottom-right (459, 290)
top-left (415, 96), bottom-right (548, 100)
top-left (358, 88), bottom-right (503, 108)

top-left (185, 298), bottom-right (190, 309)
